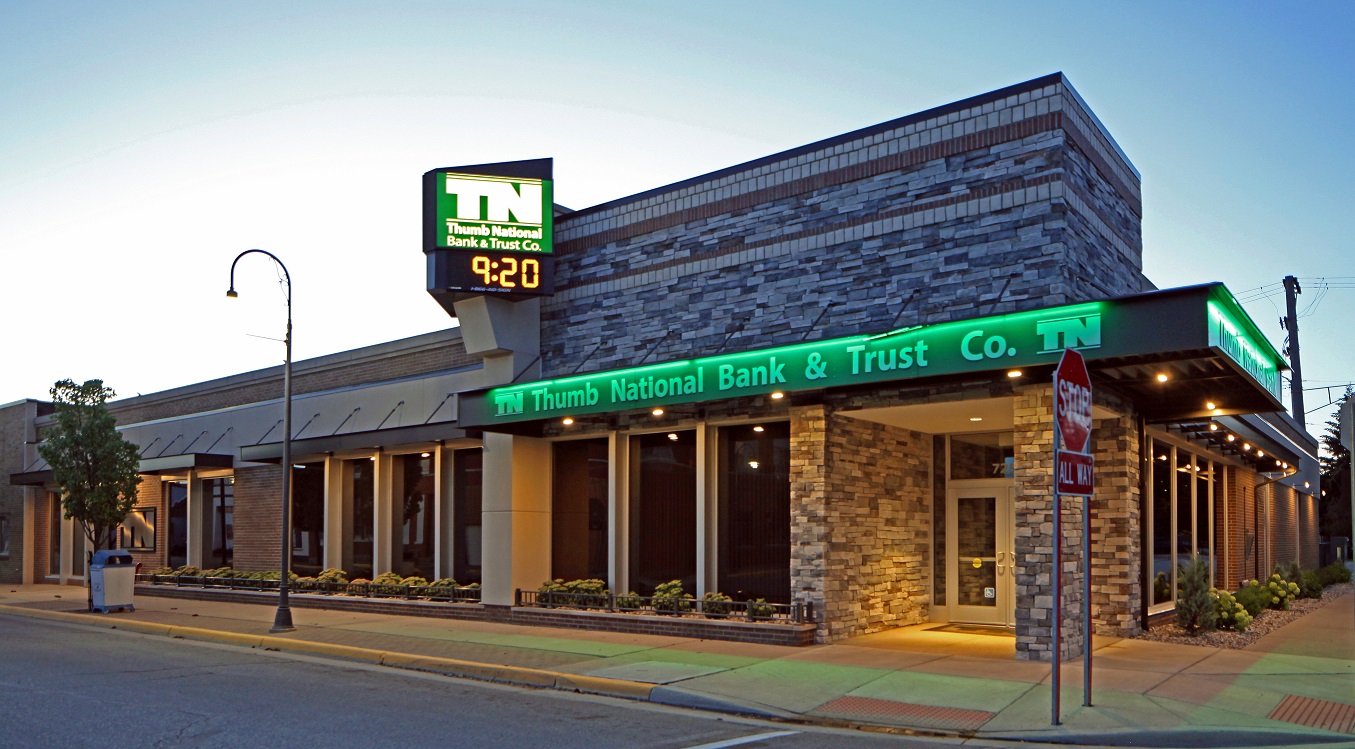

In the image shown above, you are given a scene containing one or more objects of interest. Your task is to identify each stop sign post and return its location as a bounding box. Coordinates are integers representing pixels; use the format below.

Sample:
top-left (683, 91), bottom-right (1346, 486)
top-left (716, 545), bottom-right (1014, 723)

top-left (1051, 348), bottom-right (1095, 725)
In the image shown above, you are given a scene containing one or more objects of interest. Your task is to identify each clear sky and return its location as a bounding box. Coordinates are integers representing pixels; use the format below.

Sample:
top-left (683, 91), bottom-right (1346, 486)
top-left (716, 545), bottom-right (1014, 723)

top-left (2, 1), bottom-right (1351, 435)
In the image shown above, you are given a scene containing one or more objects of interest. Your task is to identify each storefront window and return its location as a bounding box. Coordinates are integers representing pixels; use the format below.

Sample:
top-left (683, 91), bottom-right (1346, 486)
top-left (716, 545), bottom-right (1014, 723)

top-left (393, 454), bottom-right (436, 579)
top-left (291, 463), bottom-right (325, 577)
top-left (206, 478), bottom-right (233, 568)
top-left (718, 423), bottom-right (790, 604)
top-left (629, 431), bottom-right (697, 596)
top-left (347, 459), bottom-right (375, 580)
top-left (552, 439), bottom-right (609, 582)
top-left (452, 449), bottom-right (483, 584)
top-left (1149, 439), bottom-right (1216, 612)
top-left (167, 481), bottom-right (188, 569)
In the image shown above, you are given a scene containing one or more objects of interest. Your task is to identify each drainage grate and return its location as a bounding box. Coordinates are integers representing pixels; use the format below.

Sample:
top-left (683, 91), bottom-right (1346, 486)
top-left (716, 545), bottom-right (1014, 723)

top-left (815, 696), bottom-right (994, 730)
top-left (1268, 694), bottom-right (1355, 734)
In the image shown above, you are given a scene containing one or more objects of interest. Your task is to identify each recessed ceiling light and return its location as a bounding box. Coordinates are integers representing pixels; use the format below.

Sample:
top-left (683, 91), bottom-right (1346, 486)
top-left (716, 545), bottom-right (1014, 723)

top-left (969, 417), bottom-right (983, 422)
top-left (667, 433), bottom-right (678, 441)
top-left (421, 452), bottom-right (430, 458)
top-left (652, 408), bottom-right (664, 416)
top-left (1242, 443), bottom-right (1251, 451)
top-left (1209, 423), bottom-right (1218, 431)
top-left (562, 417), bottom-right (574, 425)
top-left (770, 392), bottom-right (785, 400)
top-left (752, 426), bottom-right (764, 432)
top-left (1007, 370), bottom-right (1022, 378)
top-left (748, 461), bottom-right (760, 469)
top-left (1156, 373), bottom-right (1169, 382)
top-left (1304, 481), bottom-right (1311, 488)
top-left (1206, 401), bottom-right (1216, 411)
top-left (1226, 434), bottom-right (1235, 442)
top-left (1256, 450), bottom-right (1264, 457)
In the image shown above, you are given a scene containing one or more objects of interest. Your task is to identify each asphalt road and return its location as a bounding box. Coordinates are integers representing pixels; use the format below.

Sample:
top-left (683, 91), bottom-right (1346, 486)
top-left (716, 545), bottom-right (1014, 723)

top-left (0, 614), bottom-right (968, 749)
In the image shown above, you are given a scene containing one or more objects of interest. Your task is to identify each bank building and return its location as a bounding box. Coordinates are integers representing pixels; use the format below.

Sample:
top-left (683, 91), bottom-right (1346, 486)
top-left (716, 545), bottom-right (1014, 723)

top-left (2, 73), bottom-right (1320, 658)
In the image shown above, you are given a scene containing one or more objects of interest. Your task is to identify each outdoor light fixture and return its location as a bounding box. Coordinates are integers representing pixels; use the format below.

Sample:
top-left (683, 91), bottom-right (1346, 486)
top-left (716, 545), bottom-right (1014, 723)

top-left (667, 433), bottom-right (678, 441)
top-left (1007, 370), bottom-right (1022, 378)
top-left (770, 392), bottom-right (785, 400)
top-left (748, 461), bottom-right (760, 469)
top-left (227, 248), bottom-right (295, 634)
top-left (1243, 443), bottom-right (1251, 451)
top-left (1257, 450), bottom-right (1264, 457)
top-left (1305, 481), bottom-right (1311, 489)
top-left (1156, 373), bottom-right (1169, 382)
top-left (1206, 401), bottom-right (1216, 411)
top-left (1210, 423), bottom-right (1219, 431)
top-left (562, 417), bottom-right (574, 425)
top-left (1227, 434), bottom-right (1236, 442)
top-left (421, 452), bottom-right (431, 458)
top-left (652, 408), bottom-right (664, 416)
top-left (753, 426), bottom-right (764, 432)
top-left (369, 456), bottom-right (376, 461)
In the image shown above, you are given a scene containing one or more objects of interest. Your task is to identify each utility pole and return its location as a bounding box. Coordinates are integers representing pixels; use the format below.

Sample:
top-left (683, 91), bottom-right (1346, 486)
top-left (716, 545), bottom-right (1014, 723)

top-left (1283, 276), bottom-right (1305, 429)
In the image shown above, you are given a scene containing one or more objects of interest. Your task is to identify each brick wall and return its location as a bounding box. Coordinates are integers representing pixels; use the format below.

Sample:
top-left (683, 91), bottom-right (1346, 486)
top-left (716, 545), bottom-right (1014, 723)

top-left (233, 465), bottom-right (282, 573)
top-left (106, 337), bottom-right (471, 426)
top-left (1299, 493), bottom-right (1319, 569)
top-left (1271, 485), bottom-right (1299, 569)
top-left (126, 476), bottom-right (166, 570)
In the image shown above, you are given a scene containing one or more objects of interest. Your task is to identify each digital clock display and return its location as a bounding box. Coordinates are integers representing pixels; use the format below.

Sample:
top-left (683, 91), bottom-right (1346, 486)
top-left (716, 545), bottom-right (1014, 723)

top-left (428, 249), bottom-right (556, 296)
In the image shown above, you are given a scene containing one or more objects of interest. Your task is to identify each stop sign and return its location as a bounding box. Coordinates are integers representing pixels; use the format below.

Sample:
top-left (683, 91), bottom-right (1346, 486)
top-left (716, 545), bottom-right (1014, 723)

top-left (1055, 348), bottom-right (1092, 453)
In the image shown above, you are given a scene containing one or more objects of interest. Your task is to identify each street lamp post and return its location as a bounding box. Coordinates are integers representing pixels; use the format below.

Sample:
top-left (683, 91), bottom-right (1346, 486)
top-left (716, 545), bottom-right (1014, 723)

top-left (226, 249), bottom-right (295, 633)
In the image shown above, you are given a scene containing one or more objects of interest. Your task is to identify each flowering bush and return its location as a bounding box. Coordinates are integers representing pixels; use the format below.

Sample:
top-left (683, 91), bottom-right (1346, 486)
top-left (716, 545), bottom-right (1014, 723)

top-left (1210, 588), bottom-right (1252, 632)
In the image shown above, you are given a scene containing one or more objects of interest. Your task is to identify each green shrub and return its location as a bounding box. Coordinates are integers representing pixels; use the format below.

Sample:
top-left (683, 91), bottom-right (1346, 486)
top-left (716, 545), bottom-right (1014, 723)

top-left (430, 578), bottom-right (458, 588)
top-left (202, 567), bottom-right (234, 578)
top-left (1299, 570), bottom-right (1323, 599)
top-left (1175, 557), bottom-right (1216, 635)
top-left (400, 576), bottom-right (429, 587)
top-left (1264, 573), bottom-right (1299, 610)
top-left (537, 578), bottom-right (609, 606)
top-left (745, 598), bottom-right (776, 619)
top-left (653, 580), bottom-right (693, 614)
top-left (615, 591), bottom-right (642, 609)
top-left (1316, 562), bottom-right (1351, 587)
top-left (1235, 580), bottom-right (1270, 617)
top-left (173, 565), bottom-right (202, 577)
top-left (700, 592), bottom-right (733, 617)
top-left (149, 566), bottom-right (174, 576)
top-left (1211, 588), bottom-right (1253, 632)
top-left (316, 568), bottom-right (348, 584)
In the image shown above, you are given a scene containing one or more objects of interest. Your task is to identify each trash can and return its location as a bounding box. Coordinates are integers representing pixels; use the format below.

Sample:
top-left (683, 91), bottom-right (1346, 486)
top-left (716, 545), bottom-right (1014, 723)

top-left (90, 549), bottom-right (136, 613)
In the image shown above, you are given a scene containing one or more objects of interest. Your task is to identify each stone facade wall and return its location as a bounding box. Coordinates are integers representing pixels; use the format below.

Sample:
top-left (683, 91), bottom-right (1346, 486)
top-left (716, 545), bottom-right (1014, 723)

top-left (1013, 382), bottom-right (1085, 660)
top-left (816, 413), bottom-right (931, 642)
top-left (1089, 393), bottom-right (1141, 636)
top-left (0, 402), bottom-right (32, 583)
top-left (542, 74), bottom-right (1146, 381)
top-left (789, 404), bottom-right (828, 636)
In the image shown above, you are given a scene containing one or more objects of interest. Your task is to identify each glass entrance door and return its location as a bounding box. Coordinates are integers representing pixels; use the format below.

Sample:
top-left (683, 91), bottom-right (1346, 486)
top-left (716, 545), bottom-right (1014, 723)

top-left (947, 484), bottom-right (1015, 626)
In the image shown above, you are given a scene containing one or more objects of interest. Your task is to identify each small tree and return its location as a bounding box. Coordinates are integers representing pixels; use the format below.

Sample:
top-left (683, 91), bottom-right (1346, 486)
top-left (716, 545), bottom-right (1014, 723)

top-left (38, 379), bottom-right (142, 611)
top-left (1175, 556), bottom-right (1217, 635)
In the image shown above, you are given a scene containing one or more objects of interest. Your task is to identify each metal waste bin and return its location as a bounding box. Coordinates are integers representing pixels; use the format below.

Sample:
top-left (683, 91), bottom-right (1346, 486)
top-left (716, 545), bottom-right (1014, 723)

top-left (90, 549), bottom-right (136, 613)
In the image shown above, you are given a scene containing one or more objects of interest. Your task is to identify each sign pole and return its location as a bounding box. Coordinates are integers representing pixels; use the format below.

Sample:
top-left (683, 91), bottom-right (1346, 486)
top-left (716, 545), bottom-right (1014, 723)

top-left (1083, 493), bottom-right (1093, 707)
top-left (1051, 387), bottom-right (1062, 726)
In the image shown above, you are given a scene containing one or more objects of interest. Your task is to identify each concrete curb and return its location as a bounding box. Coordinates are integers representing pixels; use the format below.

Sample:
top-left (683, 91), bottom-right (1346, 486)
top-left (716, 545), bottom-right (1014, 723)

top-left (0, 604), bottom-right (657, 705)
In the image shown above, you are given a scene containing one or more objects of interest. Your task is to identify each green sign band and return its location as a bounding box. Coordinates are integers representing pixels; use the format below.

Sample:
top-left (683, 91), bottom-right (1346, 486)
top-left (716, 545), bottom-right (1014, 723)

top-left (459, 285), bottom-right (1285, 427)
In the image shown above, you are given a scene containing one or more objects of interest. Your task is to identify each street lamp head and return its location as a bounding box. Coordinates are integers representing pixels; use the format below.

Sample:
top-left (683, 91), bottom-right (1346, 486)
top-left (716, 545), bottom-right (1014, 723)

top-left (225, 288), bottom-right (238, 299)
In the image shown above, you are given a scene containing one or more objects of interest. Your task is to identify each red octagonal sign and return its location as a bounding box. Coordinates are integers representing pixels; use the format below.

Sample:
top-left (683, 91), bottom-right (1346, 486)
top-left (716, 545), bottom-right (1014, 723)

top-left (1055, 348), bottom-right (1092, 453)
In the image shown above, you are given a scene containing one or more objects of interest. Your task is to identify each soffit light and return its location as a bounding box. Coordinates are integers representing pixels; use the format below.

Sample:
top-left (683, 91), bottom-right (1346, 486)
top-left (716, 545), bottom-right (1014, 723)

top-left (969, 417), bottom-right (983, 422)
top-left (753, 426), bottom-right (764, 432)
top-left (667, 433), bottom-right (679, 441)
top-left (652, 408), bottom-right (664, 416)
top-left (421, 452), bottom-right (431, 458)
top-left (1156, 373), bottom-right (1169, 383)
top-left (1256, 450), bottom-right (1264, 457)
top-left (1226, 434), bottom-right (1236, 442)
top-left (770, 392), bottom-right (785, 400)
top-left (1206, 401), bottom-right (1216, 411)
top-left (1209, 423), bottom-right (1219, 431)
top-left (748, 461), bottom-right (760, 469)
top-left (562, 417), bottom-right (574, 425)
top-left (1007, 370), bottom-right (1022, 378)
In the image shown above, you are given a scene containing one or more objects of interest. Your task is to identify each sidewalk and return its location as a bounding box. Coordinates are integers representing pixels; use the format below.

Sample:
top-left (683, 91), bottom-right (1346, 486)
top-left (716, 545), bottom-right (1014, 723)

top-left (2, 584), bottom-right (1352, 747)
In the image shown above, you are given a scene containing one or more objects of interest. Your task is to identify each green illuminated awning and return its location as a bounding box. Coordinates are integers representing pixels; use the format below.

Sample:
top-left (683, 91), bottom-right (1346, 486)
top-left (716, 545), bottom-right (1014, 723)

top-left (458, 284), bottom-right (1285, 429)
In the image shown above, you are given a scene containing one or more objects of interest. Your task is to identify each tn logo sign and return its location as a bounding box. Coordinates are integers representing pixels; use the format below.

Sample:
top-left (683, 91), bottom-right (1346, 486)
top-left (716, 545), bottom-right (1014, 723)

top-left (494, 392), bottom-right (524, 416)
top-left (1036, 313), bottom-right (1101, 354)
top-left (445, 175), bottom-right (542, 226)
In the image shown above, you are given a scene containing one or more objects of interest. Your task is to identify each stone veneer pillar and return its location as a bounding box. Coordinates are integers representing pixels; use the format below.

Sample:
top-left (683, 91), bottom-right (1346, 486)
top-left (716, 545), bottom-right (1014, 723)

top-left (1013, 383), bottom-right (1084, 661)
top-left (789, 404), bottom-right (829, 640)
top-left (1088, 401), bottom-right (1142, 637)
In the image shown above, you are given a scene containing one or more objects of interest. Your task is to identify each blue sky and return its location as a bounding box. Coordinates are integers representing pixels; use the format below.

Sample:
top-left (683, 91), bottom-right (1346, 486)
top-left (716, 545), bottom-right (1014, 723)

top-left (2, 1), bottom-right (1351, 433)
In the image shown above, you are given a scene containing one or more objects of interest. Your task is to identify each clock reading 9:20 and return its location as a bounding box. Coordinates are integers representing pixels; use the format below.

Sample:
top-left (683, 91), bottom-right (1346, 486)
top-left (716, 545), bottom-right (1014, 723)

top-left (470, 255), bottom-right (542, 289)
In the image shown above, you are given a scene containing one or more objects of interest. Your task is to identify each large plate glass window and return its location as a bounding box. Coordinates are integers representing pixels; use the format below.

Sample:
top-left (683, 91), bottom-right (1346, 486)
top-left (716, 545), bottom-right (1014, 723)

top-left (552, 439), bottom-right (609, 582)
top-left (717, 423), bottom-right (790, 604)
top-left (629, 431), bottom-right (697, 596)
top-left (1148, 439), bottom-right (1216, 612)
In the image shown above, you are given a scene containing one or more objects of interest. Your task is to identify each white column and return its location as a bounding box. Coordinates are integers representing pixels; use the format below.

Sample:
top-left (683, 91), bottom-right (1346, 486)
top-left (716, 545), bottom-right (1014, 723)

top-left (323, 456), bottom-right (345, 572)
top-left (186, 471), bottom-right (207, 568)
top-left (696, 422), bottom-right (713, 597)
top-left (480, 433), bottom-right (552, 606)
top-left (434, 447), bottom-right (450, 581)
top-left (373, 454), bottom-right (394, 575)
top-left (608, 432), bottom-right (628, 595)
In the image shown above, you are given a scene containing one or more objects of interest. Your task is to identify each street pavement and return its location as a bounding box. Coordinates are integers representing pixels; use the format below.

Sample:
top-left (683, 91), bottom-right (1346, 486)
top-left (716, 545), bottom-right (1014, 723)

top-left (2, 583), bottom-right (1352, 748)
